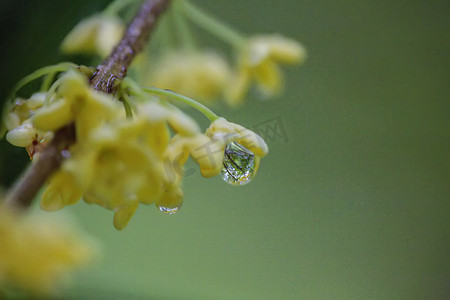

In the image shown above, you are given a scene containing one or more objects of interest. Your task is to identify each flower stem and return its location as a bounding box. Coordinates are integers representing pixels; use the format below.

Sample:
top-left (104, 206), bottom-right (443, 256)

top-left (10, 62), bottom-right (77, 99)
top-left (44, 76), bottom-right (65, 105)
top-left (142, 86), bottom-right (219, 121)
top-left (181, 0), bottom-right (246, 48)
top-left (172, 0), bottom-right (196, 50)
top-left (121, 94), bottom-right (134, 118)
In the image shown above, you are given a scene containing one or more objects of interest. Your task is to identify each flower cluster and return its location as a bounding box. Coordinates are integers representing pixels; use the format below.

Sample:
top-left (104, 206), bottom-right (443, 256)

top-left (1, 0), bottom-right (297, 231)
top-left (3, 69), bottom-right (268, 230)
top-left (4, 92), bottom-right (52, 160)
top-left (0, 204), bottom-right (95, 296)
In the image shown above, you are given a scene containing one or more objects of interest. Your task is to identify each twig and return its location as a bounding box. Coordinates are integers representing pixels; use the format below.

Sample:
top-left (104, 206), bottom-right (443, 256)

top-left (5, 0), bottom-right (171, 208)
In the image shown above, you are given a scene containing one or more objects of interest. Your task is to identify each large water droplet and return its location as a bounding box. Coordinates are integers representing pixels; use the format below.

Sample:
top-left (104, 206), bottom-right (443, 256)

top-left (157, 205), bottom-right (181, 215)
top-left (221, 141), bottom-right (256, 185)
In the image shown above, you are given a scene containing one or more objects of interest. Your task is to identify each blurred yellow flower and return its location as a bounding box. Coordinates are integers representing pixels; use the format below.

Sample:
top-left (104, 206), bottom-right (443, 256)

top-left (148, 51), bottom-right (231, 103)
top-left (0, 205), bottom-right (96, 296)
top-left (226, 34), bottom-right (306, 106)
top-left (3, 93), bottom-right (45, 131)
top-left (60, 14), bottom-right (124, 58)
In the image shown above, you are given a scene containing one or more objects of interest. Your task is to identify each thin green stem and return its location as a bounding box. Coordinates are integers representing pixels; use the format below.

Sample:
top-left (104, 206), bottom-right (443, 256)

top-left (121, 94), bottom-right (134, 118)
top-left (172, 0), bottom-right (196, 50)
top-left (142, 86), bottom-right (219, 121)
top-left (41, 72), bottom-right (56, 92)
top-left (44, 76), bottom-right (65, 105)
top-left (152, 12), bottom-right (175, 52)
top-left (10, 62), bottom-right (77, 100)
top-left (181, 0), bottom-right (246, 48)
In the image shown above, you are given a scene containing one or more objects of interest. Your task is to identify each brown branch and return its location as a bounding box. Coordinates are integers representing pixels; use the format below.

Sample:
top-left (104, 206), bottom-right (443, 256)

top-left (5, 0), bottom-right (171, 209)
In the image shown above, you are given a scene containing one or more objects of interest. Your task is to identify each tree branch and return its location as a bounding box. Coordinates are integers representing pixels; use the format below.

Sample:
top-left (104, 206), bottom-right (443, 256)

top-left (5, 0), bottom-right (171, 208)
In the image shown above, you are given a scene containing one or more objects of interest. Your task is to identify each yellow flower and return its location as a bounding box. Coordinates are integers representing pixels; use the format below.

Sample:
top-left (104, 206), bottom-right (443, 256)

top-left (225, 34), bottom-right (306, 106)
top-left (41, 169), bottom-right (83, 211)
top-left (3, 93), bottom-right (46, 131)
top-left (189, 134), bottom-right (225, 178)
top-left (206, 117), bottom-right (268, 157)
top-left (190, 117), bottom-right (269, 179)
top-left (39, 100), bottom-right (205, 230)
top-left (5, 121), bottom-right (37, 147)
top-left (0, 205), bottom-right (96, 296)
top-left (60, 14), bottom-right (124, 58)
top-left (149, 51), bottom-right (231, 103)
top-left (33, 71), bottom-right (123, 142)
top-left (46, 124), bottom-right (165, 230)
top-left (4, 93), bottom-right (50, 148)
top-left (156, 135), bottom-right (189, 214)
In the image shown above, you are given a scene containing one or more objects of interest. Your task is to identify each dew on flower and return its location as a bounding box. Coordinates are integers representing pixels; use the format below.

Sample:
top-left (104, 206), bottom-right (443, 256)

top-left (157, 204), bottom-right (181, 215)
top-left (221, 141), bottom-right (256, 185)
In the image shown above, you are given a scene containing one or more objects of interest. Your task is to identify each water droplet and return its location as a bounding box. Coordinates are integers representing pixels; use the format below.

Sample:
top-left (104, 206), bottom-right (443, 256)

top-left (157, 205), bottom-right (180, 215)
top-left (221, 141), bottom-right (256, 185)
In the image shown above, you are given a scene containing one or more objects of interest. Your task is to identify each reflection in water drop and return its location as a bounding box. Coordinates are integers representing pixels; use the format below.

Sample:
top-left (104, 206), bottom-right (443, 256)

top-left (157, 205), bottom-right (180, 215)
top-left (221, 141), bottom-right (256, 185)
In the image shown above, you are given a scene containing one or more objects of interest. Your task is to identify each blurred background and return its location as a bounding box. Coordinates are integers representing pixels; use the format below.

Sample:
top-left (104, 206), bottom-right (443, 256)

top-left (0, 0), bottom-right (449, 299)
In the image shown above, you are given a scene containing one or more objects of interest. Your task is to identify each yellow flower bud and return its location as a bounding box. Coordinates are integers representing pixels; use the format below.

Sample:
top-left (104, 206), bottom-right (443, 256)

top-left (6, 122), bottom-right (37, 147)
top-left (206, 117), bottom-right (268, 157)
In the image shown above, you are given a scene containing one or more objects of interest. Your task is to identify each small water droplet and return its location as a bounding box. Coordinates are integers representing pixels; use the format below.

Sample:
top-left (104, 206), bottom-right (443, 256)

top-left (221, 141), bottom-right (256, 185)
top-left (157, 205), bottom-right (180, 215)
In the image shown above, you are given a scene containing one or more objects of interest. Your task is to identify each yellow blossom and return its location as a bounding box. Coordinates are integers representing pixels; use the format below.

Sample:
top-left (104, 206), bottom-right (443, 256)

top-left (41, 169), bottom-right (83, 211)
top-left (5, 122), bottom-right (37, 147)
top-left (206, 117), bottom-right (268, 158)
top-left (33, 71), bottom-right (123, 142)
top-left (155, 135), bottom-right (189, 213)
top-left (226, 34), bottom-right (306, 105)
top-left (3, 93), bottom-right (50, 148)
top-left (0, 205), bottom-right (96, 296)
top-left (60, 14), bottom-right (124, 58)
top-left (3, 93), bottom-right (46, 131)
top-left (39, 100), bottom-right (205, 230)
top-left (189, 134), bottom-right (225, 178)
top-left (46, 124), bottom-right (165, 230)
top-left (149, 51), bottom-right (231, 103)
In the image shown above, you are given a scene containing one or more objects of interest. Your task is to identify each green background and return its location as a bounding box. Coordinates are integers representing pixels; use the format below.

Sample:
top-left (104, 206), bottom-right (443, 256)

top-left (0, 0), bottom-right (449, 299)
